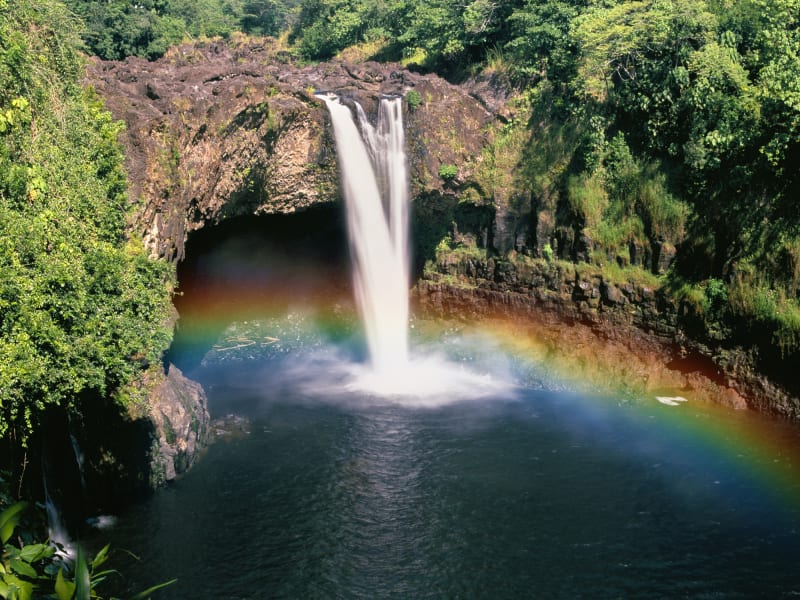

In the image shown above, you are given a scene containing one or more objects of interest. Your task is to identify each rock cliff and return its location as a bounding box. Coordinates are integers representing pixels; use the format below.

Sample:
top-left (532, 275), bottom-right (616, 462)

top-left (418, 251), bottom-right (800, 419)
top-left (87, 38), bottom-right (494, 262)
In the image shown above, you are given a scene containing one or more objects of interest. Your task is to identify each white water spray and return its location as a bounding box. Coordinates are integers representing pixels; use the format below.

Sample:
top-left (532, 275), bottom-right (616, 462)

top-left (319, 94), bottom-right (410, 374)
top-left (319, 92), bottom-right (516, 401)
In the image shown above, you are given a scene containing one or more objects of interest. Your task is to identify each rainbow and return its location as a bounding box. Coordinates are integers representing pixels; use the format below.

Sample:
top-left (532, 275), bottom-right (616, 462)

top-left (172, 278), bottom-right (800, 515)
top-left (451, 317), bottom-right (800, 514)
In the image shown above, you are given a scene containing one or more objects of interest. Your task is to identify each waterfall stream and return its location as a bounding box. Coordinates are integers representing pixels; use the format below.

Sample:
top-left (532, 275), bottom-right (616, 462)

top-left (318, 94), bottom-right (410, 374)
top-left (317, 93), bottom-right (513, 400)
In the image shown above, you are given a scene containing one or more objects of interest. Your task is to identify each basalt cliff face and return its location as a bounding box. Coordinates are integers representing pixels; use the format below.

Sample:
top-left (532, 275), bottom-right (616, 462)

top-left (87, 38), bottom-right (496, 263)
top-left (417, 254), bottom-right (800, 420)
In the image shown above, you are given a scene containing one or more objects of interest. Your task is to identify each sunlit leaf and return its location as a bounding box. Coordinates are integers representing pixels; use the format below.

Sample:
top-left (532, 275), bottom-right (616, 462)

top-left (128, 578), bottom-right (178, 600)
top-left (2, 573), bottom-right (33, 600)
top-left (8, 558), bottom-right (36, 579)
top-left (0, 502), bottom-right (28, 544)
top-left (90, 544), bottom-right (110, 570)
top-left (74, 549), bottom-right (90, 600)
top-left (18, 543), bottom-right (48, 563)
top-left (55, 569), bottom-right (75, 600)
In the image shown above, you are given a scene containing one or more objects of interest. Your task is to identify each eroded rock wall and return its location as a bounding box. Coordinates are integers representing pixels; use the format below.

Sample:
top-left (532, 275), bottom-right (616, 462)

top-left (418, 252), bottom-right (800, 420)
top-left (87, 38), bottom-right (495, 262)
top-left (147, 363), bottom-right (209, 485)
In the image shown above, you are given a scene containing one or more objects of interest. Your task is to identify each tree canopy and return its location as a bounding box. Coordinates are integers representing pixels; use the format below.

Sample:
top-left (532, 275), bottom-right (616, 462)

top-left (0, 0), bottom-right (173, 443)
top-left (63, 0), bottom-right (299, 60)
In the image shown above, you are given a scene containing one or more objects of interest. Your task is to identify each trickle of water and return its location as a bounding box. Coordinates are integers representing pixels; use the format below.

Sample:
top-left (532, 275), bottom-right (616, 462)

top-left (42, 474), bottom-right (75, 559)
top-left (319, 94), bottom-right (410, 374)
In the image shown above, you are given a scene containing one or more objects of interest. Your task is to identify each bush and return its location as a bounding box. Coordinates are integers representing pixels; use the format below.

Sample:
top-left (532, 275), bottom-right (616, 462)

top-left (0, 0), bottom-right (173, 445)
top-left (703, 278), bottom-right (729, 319)
top-left (439, 163), bottom-right (458, 181)
top-left (405, 90), bottom-right (422, 111)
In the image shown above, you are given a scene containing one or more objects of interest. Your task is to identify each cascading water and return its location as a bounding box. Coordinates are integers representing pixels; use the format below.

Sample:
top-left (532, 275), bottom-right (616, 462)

top-left (42, 470), bottom-right (75, 559)
top-left (318, 92), bottom-right (512, 400)
top-left (318, 94), bottom-right (410, 374)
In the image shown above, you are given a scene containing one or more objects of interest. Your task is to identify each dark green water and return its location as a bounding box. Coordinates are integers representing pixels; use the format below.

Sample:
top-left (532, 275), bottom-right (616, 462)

top-left (97, 321), bottom-right (800, 599)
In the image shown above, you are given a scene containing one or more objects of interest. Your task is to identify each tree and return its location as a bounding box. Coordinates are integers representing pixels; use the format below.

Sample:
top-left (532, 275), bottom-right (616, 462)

top-left (506, 0), bottom-right (586, 84)
top-left (0, 0), bottom-right (173, 445)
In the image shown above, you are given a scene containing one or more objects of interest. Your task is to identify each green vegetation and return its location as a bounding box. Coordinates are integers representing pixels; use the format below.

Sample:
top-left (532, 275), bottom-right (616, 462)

top-left (62, 0), bottom-right (299, 60)
top-left (405, 90), bottom-right (422, 111)
top-left (1, 484), bottom-right (175, 599)
top-left (438, 163), bottom-right (458, 181)
top-left (0, 0), bottom-right (173, 446)
top-left (283, 0), bottom-right (800, 364)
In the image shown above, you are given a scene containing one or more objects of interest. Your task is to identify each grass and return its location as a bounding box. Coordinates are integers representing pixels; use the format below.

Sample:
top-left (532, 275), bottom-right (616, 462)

top-left (729, 281), bottom-right (800, 355)
top-left (401, 46), bottom-right (428, 68)
top-left (430, 233), bottom-right (662, 291)
top-left (336, 37), bottom-right (390, 63)
top-left (567, 172), bottom-right (607, 229)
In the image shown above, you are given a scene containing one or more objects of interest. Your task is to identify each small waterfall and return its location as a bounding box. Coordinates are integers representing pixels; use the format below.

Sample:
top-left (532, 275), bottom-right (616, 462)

top-left (42, 472), bottom-right (75, 559)
top-left (319, 94), bottom-right (410, 374)
top-left (68, 421), bottom-right (87, 494)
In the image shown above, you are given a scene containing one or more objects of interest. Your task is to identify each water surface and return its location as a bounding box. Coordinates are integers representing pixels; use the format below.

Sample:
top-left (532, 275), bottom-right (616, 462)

top-left (97, 318), bottom-right (800, 599)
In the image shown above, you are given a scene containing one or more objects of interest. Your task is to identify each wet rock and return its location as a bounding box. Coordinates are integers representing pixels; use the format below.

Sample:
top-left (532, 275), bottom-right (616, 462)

top-left (629, 239), bottom-right (650, 268)
top-left (575, 230), bottom-right (594, 263)
top-left (601, 282), bottom-right (626, 306)
top-left (149, 364), bottom-right (209, 484)
top-left (653, 241), bottom-right (677, 274)
top-left (210, 414), bottom-right (252, 440)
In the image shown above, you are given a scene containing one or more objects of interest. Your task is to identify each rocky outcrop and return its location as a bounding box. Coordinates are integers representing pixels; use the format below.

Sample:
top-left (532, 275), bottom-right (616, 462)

top-left (417, 252), bottom-right (800, 419)
top-left (87, 38), bottom-right (495, 262)
top-left (147, 364), bottom-right (209, 485)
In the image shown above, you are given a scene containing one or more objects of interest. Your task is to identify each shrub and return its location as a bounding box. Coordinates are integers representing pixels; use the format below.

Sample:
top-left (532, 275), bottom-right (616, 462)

top-left (703, 278), bottom-right (729, 319)
top-left (405, 90), bottom-right (422, 111)
top-left (439, 163), bottom-right (458, 181)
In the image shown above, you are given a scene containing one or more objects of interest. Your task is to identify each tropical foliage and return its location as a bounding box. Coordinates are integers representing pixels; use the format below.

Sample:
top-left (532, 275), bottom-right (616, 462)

top-left (1, 492), bottom-right (175, 599)
top-left (62, 0), bottom-right (299, 60)
top-left (286, 0), bottom-right (800, 354)
top-left (0, 0), bottom-right (173, 445)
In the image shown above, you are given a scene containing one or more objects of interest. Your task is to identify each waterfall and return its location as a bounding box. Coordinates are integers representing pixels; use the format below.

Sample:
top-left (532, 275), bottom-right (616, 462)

top-left (318, 92), bottom-right (514, 401)
top-left (319, 94), bottom-right (410, 374)
top-left (42, 472), bottom-right (75, 559)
